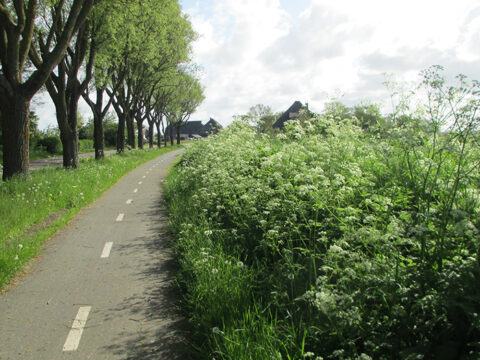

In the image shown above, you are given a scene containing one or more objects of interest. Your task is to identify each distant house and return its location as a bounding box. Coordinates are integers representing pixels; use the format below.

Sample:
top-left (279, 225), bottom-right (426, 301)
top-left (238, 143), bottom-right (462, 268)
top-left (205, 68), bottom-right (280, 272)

top-left (165, 119), bottom-right (223, 140)
top-left (272, 101), bottom-right (310, 129)
top-left (180, 120), bottom-right (207, 138)
top-left (203, 118), bottom-right (222, 135)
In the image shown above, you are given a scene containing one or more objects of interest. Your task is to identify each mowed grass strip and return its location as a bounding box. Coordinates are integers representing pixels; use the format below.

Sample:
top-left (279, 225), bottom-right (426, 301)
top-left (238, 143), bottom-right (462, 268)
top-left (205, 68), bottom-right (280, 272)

top-left (0, 146), bottom-right (182, 289)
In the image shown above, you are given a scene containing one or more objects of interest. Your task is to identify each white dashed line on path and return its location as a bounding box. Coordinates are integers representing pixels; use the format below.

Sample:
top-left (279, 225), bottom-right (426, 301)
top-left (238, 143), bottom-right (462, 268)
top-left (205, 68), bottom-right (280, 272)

top-left (142, 176), bottom-right (146, 179)
top-left (138, 181), bottom-right (142, 185)
top-left (133, 188), bottom-right (138, 193)
top-left (126, 199), bottom-right (133, 204)
top-left (101, 242), bottom-right (113, 258)
top-left (63, 306), bottom-right (92, 352)
top-left (116, 213), bottom-right (124, 222)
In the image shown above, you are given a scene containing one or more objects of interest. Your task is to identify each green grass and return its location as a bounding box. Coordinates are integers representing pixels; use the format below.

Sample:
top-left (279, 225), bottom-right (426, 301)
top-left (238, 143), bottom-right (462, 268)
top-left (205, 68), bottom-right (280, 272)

top-left (1, 146), bottom-right (118, 163)
top-left (0, 145), bottom-right (182, 289)
top-left (164, 118), bottom-right (480, 359)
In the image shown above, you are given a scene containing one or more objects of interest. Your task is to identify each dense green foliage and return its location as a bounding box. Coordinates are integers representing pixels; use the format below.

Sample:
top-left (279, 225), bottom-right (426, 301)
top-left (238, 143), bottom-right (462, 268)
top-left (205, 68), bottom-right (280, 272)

top-left (36, 136), bottom-right (62, 154)
top-left (165, 72), bottom-right (480, 359)
top-left (0, 0), bottom-right (202, 179)
top-left (0, 146), bottom-right (182, 289)
top-left (78, 114), bottom-right (118, 147)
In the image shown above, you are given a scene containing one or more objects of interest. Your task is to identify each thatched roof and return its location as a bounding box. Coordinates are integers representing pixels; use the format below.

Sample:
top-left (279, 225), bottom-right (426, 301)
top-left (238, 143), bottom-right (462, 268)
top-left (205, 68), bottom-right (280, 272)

top-left (204, 118), bottom-right (223, 133)
top-left (272, 101), bottom-right (305, 129)
top-left (180, 120), bottom-right (206, 135)
top-left (165, 119), bottom-right (222, 137)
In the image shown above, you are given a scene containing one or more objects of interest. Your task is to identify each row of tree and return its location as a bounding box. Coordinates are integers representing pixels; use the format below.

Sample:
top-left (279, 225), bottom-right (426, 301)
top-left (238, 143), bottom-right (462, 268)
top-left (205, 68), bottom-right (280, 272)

top-left (0, 0), bottom-right (204, 181)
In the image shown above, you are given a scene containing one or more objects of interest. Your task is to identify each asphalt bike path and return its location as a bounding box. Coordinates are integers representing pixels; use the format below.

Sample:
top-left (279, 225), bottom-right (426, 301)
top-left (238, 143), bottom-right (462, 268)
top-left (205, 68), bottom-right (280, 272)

top-left (0, 149), bottom-right (187, 359)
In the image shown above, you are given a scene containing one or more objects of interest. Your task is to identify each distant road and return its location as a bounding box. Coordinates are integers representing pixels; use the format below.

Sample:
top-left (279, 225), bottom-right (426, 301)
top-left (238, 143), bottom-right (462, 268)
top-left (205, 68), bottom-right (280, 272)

top-left (0, 150), bottom-right (117, 177)
top-left (0, 149), bottom-right (189, 359)
top-left (29, 150), bottom-right (118, 171)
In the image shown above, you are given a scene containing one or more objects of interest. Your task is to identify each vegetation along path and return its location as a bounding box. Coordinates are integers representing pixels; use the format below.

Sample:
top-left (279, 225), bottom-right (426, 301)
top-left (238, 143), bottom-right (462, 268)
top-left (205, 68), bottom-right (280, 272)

top-left (0, 149), bottom-right (187, 359)
top-left (0, 150), bottom-right (118, 177)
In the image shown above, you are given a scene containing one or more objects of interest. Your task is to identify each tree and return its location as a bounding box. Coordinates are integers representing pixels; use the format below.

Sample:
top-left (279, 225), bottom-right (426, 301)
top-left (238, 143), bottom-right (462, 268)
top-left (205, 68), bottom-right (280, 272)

top-left (82, 81), bottom-right (113, 158)
top-left (249, 104), bottom-right (277, 134)
top-left (0, 0), bottom-right (94, 180)
top-left (353, 103), bottom-right (385, 131)
top-left (78, 116), bottom-right (93, 139)
top-left (102, 112), bottom-right (117, 147)
top-left (164, 71), bottom-right (204, 145)
top-left (247, 104), bottom-right (272, 124)
top-left (107, 0), bottom-right (195, 153)
top-left (150, 80), bottom-right (176, 148)
top-left (80, 1), bottom-right (117, 159)
top-left (323, 100), bottom-right (352, 120)
top-left (31, 12), bottom-right (96, 168)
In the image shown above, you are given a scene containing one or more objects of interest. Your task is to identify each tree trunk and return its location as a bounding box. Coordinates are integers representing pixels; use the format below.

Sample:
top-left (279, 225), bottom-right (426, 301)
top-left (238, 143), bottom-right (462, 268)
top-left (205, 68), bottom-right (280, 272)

top-left (155, 122), bottom-right (161, 148)
top-left (126, 111), bottom-right (135, 148)
top-left (161, 119), bottom-right (167, 147)
top-left (176, 123), bottom-right (181, 145)
top-left (1, 96), bottom-right (30, 180)
top-left (56, 101), bottom-right (79, 168)
top-left (93, 112), bottom-right (104, 159)
top-left (148, 123), bottom-right (154, 148)
top-left (117, 114), bottom-right (126, 153)
top-left (170, 125), bottom-right (174, 146)
top-left (91, 87), bottom-right (106, 159)
top-left (137, 119), bottom-right (144, 150)
top-left (60, 126), bottom-right (79, 168)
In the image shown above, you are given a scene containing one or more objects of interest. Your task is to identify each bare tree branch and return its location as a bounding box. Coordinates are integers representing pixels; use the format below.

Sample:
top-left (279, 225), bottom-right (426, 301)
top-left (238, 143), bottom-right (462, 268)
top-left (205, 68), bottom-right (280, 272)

top-left (18, 0), bottom-right (36, 73)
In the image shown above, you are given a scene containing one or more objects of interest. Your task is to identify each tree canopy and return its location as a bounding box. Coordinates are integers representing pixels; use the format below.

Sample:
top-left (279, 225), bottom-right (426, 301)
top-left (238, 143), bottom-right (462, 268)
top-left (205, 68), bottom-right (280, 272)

top-left (0, 0), bottom-right (205, 179)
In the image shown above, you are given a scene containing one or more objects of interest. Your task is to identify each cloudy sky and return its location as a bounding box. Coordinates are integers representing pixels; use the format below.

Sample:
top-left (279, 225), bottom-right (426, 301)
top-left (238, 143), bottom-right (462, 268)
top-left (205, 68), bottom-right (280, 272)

top-left (34, 0), bottom-right (480, 129)
top-left (178, 0), bottom-right (480, 126)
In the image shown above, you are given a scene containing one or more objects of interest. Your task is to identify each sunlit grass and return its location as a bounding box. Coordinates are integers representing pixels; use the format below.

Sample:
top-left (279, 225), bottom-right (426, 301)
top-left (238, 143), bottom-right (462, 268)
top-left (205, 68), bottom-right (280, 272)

top-left (165, 118), bottom-right (480, 359)
top-left (0, 146), bottom-right (182, 289)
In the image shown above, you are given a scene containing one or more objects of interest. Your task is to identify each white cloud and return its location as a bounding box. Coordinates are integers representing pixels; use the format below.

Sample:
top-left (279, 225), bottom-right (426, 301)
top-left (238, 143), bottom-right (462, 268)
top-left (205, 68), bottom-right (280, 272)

top-left (34, 0), bottom-right (480, 129)
top-left (184, 0), bottom-right (480, 126)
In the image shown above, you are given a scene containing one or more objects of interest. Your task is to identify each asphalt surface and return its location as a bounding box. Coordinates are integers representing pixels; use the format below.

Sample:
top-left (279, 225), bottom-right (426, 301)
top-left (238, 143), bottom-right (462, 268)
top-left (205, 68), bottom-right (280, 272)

top-left (0, 149), bottom-right (188, 359)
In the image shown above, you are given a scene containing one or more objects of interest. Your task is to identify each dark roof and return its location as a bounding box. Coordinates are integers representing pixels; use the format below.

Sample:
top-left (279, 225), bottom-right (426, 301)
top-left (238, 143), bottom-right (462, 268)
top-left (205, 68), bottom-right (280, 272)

top-left (165, 120), bottom-right (207, 136)
top-left (204, 118), bottom-right (222, 132)
top-left (272, 101), bottom-right (305, 129)
top-left (180, 121), bottom-right (206, 135)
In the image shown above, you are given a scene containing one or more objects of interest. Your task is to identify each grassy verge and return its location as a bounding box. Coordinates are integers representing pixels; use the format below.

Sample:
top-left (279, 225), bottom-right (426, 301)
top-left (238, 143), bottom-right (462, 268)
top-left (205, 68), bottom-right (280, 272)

top-left (28, 146), bottom-right (117, 160)
top-left (164, 119), bottom-right (480, 359)
top-left (0, 145), bottom-right (182, 289)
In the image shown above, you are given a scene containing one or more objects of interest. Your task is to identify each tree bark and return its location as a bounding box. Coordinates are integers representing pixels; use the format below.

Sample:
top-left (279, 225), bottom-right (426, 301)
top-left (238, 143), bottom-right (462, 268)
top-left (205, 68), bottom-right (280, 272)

top-left (147, 121), bottom-right (154, 148)
top-left (176, 123), bottom-right (181, 145)
top-left (162, 119), bottom-right (167, 147)
top-left (1, 95), bottom-right (30, 180)
top-left (44, 63), bottom-right (82, 168)
top-left (155, 121), bottom-right (161, 148)
top-left (60, 124), bottom-right (79, 168)
top-left (110, 93), bottom-right (127, 154)
top-left (137, 119), bottom-right (144, 149)
top-left (54, 94), bottom-right (79, 168)
top-left (116, 113), bottom-right (126, 153)
top-left (126, 110), bottom-right (135, 148)
top-left (93, 112), bottom-right (104, 159)
top-left (170, 125), bottom-right (174, 146)
top-left (84, 87), bottom-right (108, 159)
top-left (0, 0), bottom-right (94, 179)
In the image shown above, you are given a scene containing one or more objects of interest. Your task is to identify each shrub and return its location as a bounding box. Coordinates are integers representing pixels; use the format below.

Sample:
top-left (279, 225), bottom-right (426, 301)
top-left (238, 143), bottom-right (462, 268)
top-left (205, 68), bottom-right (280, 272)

top-left (36, 136), bottom-right (61, 154)
top-left (165, 67), bottom-right (480, 359)
top-left (78, 139), bottom-right (94, 152)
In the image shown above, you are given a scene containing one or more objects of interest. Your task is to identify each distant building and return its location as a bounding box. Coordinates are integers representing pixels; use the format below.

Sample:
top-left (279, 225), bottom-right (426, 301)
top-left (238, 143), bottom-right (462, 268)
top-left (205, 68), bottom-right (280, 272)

top-left (165, 118), bottom-right (223, 140)
top-left (272, 101), bottom-right (310, 129)
top-left (203, 118), bottom-right (222, 135)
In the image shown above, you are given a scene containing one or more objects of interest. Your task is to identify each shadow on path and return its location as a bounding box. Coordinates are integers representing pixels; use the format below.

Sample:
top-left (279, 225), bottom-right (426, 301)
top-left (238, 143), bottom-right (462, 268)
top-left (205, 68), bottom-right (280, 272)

top-left (101, 197), bottom-right (192, 359)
